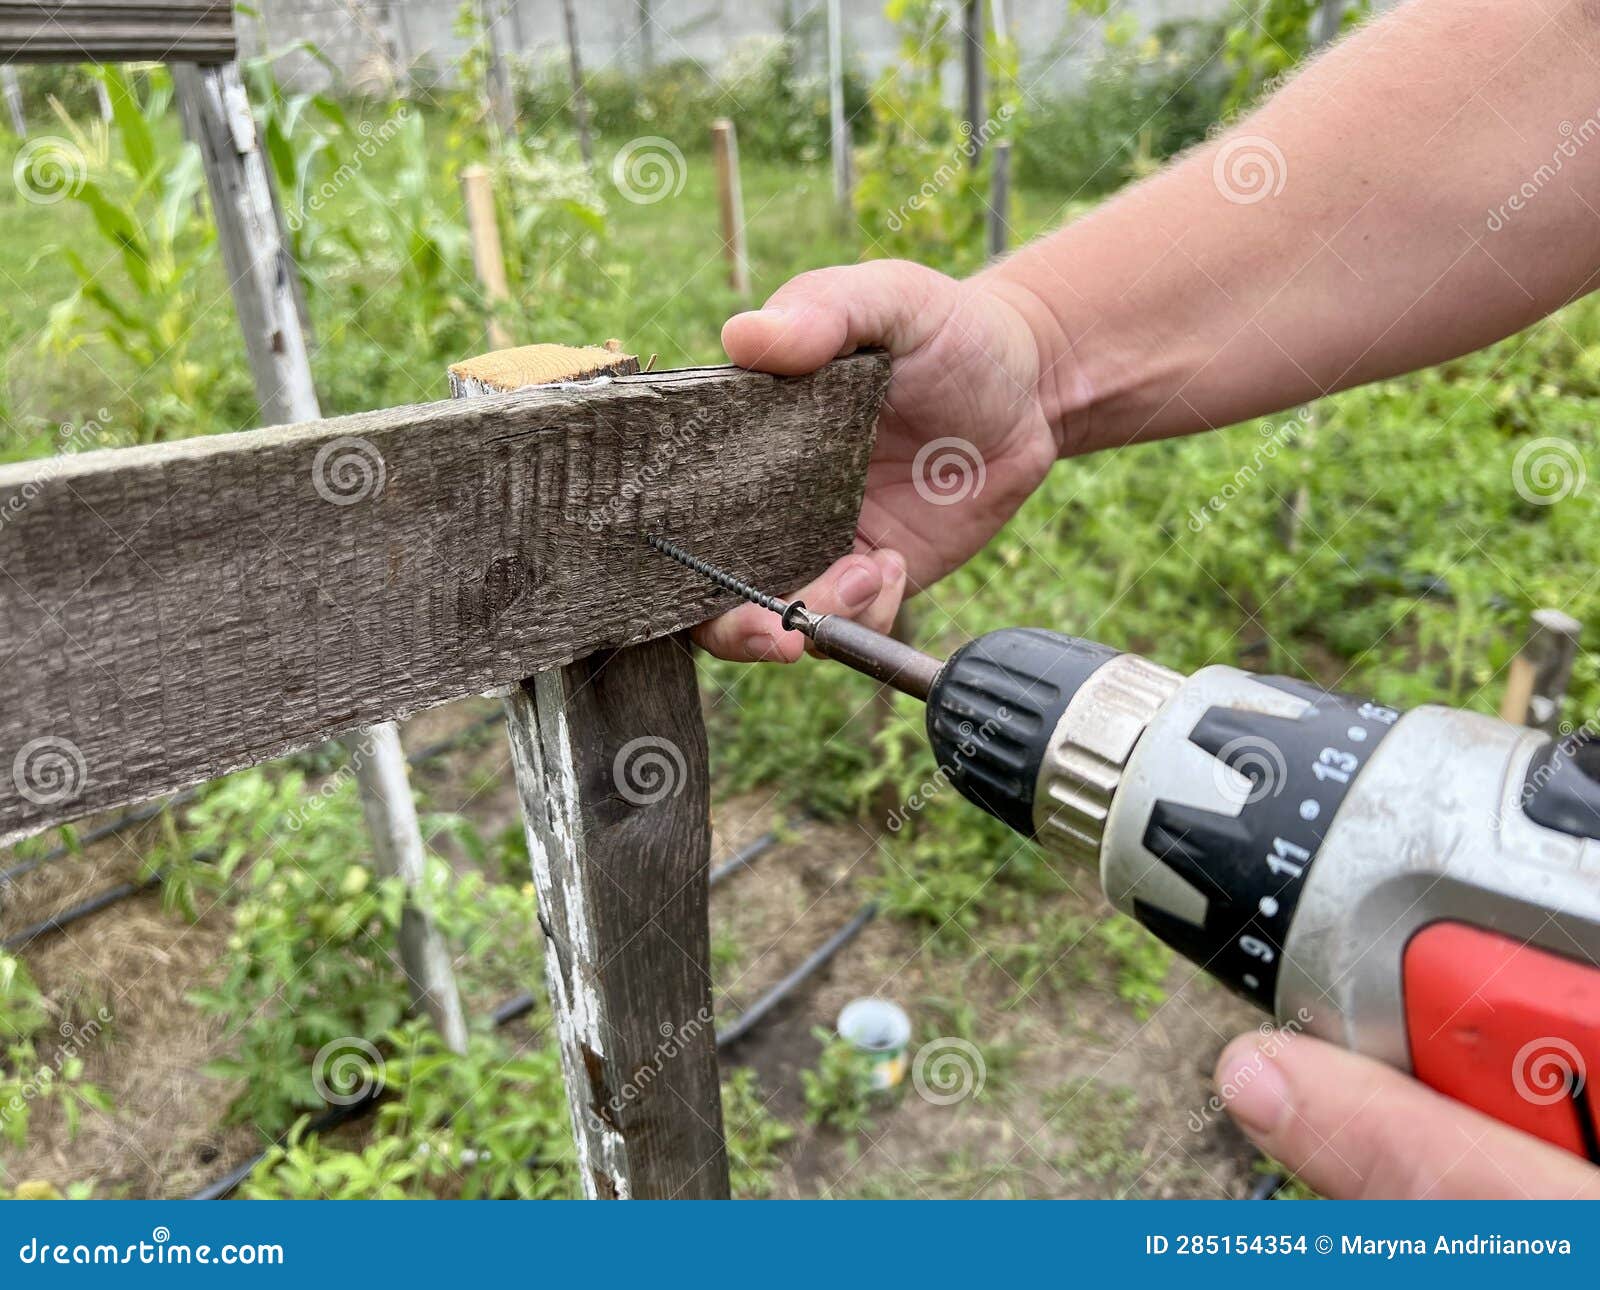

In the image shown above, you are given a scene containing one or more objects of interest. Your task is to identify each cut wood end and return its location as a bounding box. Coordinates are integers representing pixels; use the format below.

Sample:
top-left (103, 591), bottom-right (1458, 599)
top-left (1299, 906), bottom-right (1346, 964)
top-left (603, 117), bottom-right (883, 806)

top-left (448, 343), bottom-right (641, 392)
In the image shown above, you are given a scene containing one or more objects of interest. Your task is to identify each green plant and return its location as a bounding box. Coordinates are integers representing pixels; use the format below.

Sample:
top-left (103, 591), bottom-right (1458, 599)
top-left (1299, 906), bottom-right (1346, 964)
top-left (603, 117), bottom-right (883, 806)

top-left (801, 1027), bottom-right (878, 1134)
top-left (41, 64), bottom-right (232, 441)
top-left (1222, 0), bottom-right (1370, 114)
top-left (0, 953), bottom-right (113, 1150)
top-left (722, 1067), bottom-right (794, 1198)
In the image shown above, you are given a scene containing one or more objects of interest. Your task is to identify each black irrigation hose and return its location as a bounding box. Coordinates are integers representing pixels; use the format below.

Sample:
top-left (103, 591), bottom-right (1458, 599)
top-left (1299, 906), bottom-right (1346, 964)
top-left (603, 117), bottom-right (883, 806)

top-left (1, 870), bottom-right (165, 952)
top-left (1248, 1170), bottom-right (1287, 1200)
top-left (716, 901), bottom-right (879, 1049)
top-left (0, 789), bottom-right (196, 890)
top-left (708, 829), bottom-right (781, 889)
top-left (406, 711), bottom-right (506, 766)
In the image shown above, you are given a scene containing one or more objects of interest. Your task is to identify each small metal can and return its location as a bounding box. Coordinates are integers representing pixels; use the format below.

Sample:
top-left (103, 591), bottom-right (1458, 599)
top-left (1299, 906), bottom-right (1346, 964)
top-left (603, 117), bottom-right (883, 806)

top-left (836, 997), bottom-right (912, 1092)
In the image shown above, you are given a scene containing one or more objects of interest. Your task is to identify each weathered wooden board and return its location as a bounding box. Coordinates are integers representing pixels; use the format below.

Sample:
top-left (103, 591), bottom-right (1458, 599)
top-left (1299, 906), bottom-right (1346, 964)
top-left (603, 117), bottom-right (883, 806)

top-left (0, 0), bottom-right (235, 62)
top-left (0, 356), bottom-right (886, 843)
top-left (505, 636), bottom-right (727, 1198)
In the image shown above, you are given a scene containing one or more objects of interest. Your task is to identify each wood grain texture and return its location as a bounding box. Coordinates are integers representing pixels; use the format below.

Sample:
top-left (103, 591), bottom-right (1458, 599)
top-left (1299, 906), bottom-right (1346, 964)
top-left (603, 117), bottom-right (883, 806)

top-left (504, 637), bottom-right (727, 1198)
top-left (448, 342), bottom-right (637, 393)
top-left (0, 0), bottom-right (235, 62)
top-left (0, 354), bottom-right (886, 844)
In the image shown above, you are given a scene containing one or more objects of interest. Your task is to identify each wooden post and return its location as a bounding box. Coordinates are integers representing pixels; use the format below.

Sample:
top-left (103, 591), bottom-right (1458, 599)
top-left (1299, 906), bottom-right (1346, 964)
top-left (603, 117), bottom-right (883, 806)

top-left (985, 137), bottom-right (1010, 257)
top-left (1, 64), bottom-right (24, 136)
top-left (450, 345), bottom-right (730, 1200)
top-left (347, 722), bottom-right (469, 1052)
top-left (460, 164), bottom-right (512, 350)
top-left (635, 0), bottom-right (655, 70)
top-left (1500, 609), bottom-right (1583, 736)
top-left (477, 0), bottom-right (515, 135)
top-left (710, 119), bottom-right (749, 299)
top-left (962, 0), bottom-right (985, 164)
top-left (826, 0), bottom-right (851, 216)
top-left (559, 0), bottom-right (594, 169)
top-left (172, 58), bottom-right (467, 1054)
top-left (1313, 0), bottom-right (1344, 47)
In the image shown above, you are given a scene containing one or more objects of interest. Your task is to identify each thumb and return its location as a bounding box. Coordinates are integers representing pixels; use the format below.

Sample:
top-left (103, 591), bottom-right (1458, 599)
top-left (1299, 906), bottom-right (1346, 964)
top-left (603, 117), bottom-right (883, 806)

top-left (1215, 1031), bottom-right (1600, 1199)
top-left (721, 260), bottom-right (958, 375)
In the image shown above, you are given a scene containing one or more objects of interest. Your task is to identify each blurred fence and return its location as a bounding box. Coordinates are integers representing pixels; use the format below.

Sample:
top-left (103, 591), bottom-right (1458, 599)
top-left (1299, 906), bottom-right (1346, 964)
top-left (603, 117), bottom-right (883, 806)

top-left (238, 0), bottom-right (1231, 96)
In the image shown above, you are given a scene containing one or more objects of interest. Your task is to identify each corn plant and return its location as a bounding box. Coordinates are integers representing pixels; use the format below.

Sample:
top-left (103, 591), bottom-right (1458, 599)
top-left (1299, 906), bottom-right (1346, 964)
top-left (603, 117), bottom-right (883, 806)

top-left (41, 64), bottom-right (222, 442)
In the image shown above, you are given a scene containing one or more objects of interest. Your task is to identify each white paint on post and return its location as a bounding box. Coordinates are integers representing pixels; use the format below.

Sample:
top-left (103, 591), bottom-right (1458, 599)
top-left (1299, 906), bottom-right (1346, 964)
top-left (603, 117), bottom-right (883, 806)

top-left (710, 119), bottom-right (749, 299)
top-left (174, 59), bottom-right (466, 1055)
top-left (827, 0), bottom-right (851, 215)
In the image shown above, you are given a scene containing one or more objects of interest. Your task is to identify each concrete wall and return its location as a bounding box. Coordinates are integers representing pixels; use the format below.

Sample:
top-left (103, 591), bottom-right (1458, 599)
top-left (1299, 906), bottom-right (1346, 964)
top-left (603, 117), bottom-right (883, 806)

top-left (241, 0), bottom-right (1235, 97)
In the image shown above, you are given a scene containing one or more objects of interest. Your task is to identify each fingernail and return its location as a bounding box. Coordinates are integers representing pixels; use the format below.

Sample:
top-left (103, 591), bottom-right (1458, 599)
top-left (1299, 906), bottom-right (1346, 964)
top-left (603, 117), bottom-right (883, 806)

top-left (1215, 1037), bottom-right (1291, 1136)
top-left (835, 562), bottom-right (880, 611)
top-left (743, 633), bottom-right (777, 661)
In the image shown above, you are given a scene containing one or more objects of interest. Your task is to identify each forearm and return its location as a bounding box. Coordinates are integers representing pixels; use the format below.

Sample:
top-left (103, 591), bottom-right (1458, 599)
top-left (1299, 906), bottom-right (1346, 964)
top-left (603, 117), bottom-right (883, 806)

top-left (985, 0), bottom-right (1600, 454)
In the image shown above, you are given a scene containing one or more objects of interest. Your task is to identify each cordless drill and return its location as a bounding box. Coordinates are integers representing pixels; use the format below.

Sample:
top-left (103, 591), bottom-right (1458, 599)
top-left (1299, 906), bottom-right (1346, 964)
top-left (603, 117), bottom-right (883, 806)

top-left (650, 537), bottom-right (1600, 1161)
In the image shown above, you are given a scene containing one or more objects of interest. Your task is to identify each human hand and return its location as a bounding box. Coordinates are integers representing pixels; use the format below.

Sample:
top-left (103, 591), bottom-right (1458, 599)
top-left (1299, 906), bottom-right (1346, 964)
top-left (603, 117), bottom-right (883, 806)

top-left (1215, 1031), bottom-right (1600, 1198)
top-left (693, 260), bottom-right (1066, 662)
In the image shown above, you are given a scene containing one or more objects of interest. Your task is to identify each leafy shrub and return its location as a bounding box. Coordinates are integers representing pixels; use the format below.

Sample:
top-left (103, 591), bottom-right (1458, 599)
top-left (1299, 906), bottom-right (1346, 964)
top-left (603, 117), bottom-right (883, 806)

top-left (801, 1028), bottom-right (878, 1134)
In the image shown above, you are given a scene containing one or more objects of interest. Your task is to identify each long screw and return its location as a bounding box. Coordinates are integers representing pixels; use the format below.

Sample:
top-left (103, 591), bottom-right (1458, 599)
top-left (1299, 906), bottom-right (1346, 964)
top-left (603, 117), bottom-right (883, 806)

top-left (647, 535), bottom-right (795, 619)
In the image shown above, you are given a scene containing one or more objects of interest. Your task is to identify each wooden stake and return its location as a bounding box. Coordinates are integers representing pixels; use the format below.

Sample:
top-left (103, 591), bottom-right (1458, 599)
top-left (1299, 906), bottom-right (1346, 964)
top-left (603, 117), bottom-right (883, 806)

top-left (827, 0), bottom-right (851, 216)
top-left (559, 0), bottom-right (594, 169)
top-left (460, 163), bottom-right (512, 350)
top-left (1, 64), bottom-right (23, 137)
top-left (710, 118), bottom-right (749, 299)
top-left (1500, 609), bottom-right (1583, 735)
top-left (476, 0), bottom-right (515, 134)
top-left (962, 0), bottom-right (985, 164)
top-left (173, 59), bottom-right (467, 1055)
top-left (347, 722), bottom-right (469, 1053)
top-left (451, 347), bottom-right (730, 1200)
top-left (1313, 0), bottom-right (1344, 47)
top-left (985, 137), bottom-right (1011, 257)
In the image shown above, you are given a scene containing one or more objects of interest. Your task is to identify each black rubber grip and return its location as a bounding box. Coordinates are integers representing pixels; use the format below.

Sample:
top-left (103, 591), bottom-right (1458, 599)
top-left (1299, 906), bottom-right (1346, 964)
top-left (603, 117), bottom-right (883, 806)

top-left (924, 628), bottom-right (1120, 836)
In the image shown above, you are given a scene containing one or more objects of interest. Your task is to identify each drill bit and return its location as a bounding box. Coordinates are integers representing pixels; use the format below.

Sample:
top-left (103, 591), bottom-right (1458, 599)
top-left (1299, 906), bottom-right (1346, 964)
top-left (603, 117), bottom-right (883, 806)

top-left (645, 534), bottom-right (943, 700)
top-left (647, 535), bottom-right (808, 627)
